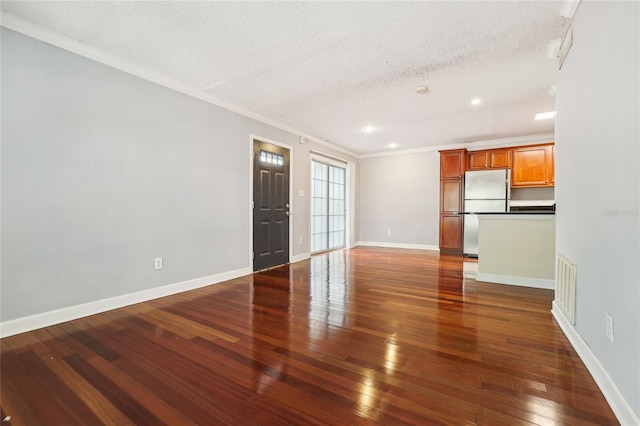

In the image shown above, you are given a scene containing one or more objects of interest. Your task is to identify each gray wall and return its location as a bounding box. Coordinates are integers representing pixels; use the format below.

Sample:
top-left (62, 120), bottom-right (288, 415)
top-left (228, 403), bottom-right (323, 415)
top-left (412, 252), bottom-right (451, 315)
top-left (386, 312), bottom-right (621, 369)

top-left (0, 28), bottom-right (357, 322)
top-left (555, 1), bottom-right (639, 417)
top-left (358, 151), bottom-right (440, 246)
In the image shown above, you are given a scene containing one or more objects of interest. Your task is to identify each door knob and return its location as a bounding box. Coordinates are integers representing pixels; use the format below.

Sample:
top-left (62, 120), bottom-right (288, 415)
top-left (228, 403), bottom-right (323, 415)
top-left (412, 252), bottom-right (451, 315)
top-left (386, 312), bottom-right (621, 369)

top-left (285, 211), bottom-right (291, 216)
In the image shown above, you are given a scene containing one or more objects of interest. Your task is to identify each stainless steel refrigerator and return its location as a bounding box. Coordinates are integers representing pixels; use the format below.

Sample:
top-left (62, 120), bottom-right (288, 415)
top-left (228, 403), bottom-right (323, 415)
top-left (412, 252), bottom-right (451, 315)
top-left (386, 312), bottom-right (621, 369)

top-left (463, 169), bottom-right (510, 257)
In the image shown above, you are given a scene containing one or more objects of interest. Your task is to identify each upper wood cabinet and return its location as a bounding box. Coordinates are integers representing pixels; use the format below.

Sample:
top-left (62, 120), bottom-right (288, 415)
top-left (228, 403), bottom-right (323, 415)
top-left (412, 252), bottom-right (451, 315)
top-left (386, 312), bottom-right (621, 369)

top-left (511, 144), bottom-right (555, 187)
top-left (467, 149), bottom-right (510, 170)
top-left (549, 144), bottom-right (555, 186)
top-left (490, 149), bottom-right (511, 168)
top-left (468, 151), bottom-right (488, 170)
top-left (440, 149), bottom-right (466, 179)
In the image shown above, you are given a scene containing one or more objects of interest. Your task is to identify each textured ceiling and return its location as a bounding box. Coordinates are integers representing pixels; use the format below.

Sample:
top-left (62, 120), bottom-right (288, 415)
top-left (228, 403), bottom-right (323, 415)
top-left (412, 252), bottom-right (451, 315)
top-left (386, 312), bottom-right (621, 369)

top-left (1, 1), bottom-right (566, 155)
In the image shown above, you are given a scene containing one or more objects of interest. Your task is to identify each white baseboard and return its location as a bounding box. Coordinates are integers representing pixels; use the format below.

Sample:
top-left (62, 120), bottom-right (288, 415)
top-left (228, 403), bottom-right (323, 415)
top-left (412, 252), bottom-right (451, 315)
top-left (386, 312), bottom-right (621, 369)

top-left (475, 272), bottom-right (555, 289)
top-left (552, 302), bottom-right (639, 426)
top-left (356, 241), bottom-right (440, 251)
top-left (291, 253), bottom-right (311, 263)
top-left (0, 267), bottom-right (252, 338)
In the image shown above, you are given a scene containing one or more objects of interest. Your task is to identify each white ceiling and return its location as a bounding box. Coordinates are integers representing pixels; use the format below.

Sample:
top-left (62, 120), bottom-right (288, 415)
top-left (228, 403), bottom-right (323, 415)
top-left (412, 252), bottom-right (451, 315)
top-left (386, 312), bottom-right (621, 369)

top-left (1, 1), bottom-right (567, 155)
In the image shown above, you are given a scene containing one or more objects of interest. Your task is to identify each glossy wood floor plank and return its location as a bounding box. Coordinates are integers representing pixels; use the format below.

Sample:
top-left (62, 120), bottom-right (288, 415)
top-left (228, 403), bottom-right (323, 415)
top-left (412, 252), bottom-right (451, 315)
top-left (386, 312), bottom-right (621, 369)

top-left (1, 248), bottom-right (619, 425)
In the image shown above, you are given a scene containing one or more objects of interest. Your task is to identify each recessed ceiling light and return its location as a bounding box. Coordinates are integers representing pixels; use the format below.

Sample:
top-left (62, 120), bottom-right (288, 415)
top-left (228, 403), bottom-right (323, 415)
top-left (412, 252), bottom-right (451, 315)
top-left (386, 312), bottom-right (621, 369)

top-left (416, 86), bottom-right (428, 94)
top-left (471, 98), bottom-right (481, 106)
top-left (362, 126), bottom-right (376, 134)
top-left (535, 111), bottom-right (556, 120)
top-left (387, 142), bottom-right (399, 149)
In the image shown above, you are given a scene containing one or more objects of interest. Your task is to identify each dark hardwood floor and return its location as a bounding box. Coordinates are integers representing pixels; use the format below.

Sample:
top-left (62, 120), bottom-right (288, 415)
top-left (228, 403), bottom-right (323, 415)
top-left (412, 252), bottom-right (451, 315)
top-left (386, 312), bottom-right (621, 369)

top-left (1, 247), bottom-right (618, 425)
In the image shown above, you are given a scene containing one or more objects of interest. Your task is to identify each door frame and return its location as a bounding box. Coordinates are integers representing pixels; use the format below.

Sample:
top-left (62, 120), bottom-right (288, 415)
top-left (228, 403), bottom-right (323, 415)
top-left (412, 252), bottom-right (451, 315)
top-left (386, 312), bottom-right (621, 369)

top-left (249, 134), bottom-right (294, 269)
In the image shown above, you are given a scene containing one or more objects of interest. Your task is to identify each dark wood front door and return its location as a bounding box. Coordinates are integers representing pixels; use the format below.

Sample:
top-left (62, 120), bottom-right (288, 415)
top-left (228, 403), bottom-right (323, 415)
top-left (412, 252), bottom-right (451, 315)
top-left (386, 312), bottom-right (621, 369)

top-left (253, 140), bottom-right (290, 271)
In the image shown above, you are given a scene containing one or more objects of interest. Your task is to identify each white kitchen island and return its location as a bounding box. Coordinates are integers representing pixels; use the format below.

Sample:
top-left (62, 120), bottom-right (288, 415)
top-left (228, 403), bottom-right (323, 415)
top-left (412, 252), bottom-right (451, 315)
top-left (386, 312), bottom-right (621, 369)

top-left (475, 214), bottom-right (555, 289)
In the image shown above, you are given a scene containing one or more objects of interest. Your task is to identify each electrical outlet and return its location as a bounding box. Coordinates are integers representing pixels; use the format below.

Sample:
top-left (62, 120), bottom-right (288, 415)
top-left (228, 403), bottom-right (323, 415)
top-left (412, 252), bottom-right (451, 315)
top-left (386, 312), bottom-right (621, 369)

top-left (387, 229), bottom-right (392, 236)
top-left (605, 313), bottom-right (614, 342)
top-left (299, 237), bottom-right (303, 245)
top-left (155, 257), bottom-right (163, 270)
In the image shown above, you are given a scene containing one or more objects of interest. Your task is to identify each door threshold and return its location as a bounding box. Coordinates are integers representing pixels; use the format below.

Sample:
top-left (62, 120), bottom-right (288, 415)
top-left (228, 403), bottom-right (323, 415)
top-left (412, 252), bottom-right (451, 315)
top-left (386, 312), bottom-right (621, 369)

top-left (254, 263), bottom-right (289, 273)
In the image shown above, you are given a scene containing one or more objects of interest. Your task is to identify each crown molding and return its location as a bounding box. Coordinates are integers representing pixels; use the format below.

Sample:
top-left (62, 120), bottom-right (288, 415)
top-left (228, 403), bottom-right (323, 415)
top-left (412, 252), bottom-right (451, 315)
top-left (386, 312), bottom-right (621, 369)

top-left (359, 133), bottom-right (555, 159)
top-left (302, 135), bottom-right (359, 159)
top-left (359, 144), bottom-right (463, 159)
top-left (0, 13), bottom-right (555, 162)
top-left (560, 0), bottom-right (581, 19)
top-left (0, 13), bottom-right (358, 159)
top-left (464, 133), bottom-right (555, 151)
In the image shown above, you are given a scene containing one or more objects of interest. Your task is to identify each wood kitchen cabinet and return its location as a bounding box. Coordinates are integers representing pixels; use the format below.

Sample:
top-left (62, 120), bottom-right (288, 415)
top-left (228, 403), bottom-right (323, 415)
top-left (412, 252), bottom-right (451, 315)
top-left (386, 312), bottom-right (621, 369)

top-left (489, 149), bottom-right (510, 168)
top-left (550, 144), bottom-right (555, 186)
top-left (440, 149), bottom-right (466, 179)
top-left (440, 214), bottom-right (463, 250)
top-left (439, 143), bottom-right (554, 252)
top-left (511, 144), bottom-right (554, 187)
top-left (468, 151), bottom-right (488, 170)
top-left (467, 149), bottom-right (510, 170)
top-left (439, 149), bottom-right (466, 252)
top-left (441, 180), bottom-right (463, 213)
